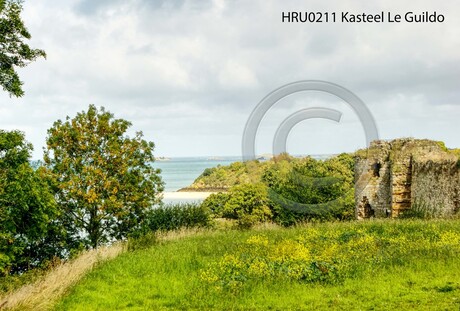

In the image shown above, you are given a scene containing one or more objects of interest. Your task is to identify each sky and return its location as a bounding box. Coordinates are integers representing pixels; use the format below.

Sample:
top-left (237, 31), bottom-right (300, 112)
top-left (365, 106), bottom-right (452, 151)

top-left (1, 0), bottom-right (459, 158)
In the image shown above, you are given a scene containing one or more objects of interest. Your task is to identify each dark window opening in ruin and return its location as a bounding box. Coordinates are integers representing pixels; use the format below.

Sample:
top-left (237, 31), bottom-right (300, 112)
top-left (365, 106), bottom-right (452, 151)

top-left (364, 202), bottom-right (375, 218)
top-left (371, 162), bottom-right (381, 177)
top-left (360, 196), bottom-right (375, 218)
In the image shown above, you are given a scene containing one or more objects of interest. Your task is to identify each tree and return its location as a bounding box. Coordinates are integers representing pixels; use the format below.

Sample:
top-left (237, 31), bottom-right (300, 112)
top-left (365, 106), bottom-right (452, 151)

top-left (0, 0), bottom-right (46, 97)
top-left (0, 130), bottom-right (59, 275)
top-left (262, 153), bottom-right (355, 223)
top-left (44, 105), bottom-right (164, 248)
top-left (202, 183), bottom-right (273, 228)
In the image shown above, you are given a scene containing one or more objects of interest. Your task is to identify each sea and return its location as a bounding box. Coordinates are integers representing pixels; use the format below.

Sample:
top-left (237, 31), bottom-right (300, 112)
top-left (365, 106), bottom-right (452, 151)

top-left (153, 156), bottom-right (241, 204)
top-left (153, 156), bottom-right (241, 191)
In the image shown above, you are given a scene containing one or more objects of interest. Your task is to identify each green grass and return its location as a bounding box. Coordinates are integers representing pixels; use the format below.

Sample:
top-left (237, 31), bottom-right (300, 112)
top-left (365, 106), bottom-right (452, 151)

top-left (56, 220), bottom-right (460, 310)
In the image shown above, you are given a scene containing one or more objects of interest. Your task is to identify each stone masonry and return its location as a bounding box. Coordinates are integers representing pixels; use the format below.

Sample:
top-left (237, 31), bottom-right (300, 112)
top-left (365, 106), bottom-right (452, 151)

top-left (355, 138), bottom-right (460, 219)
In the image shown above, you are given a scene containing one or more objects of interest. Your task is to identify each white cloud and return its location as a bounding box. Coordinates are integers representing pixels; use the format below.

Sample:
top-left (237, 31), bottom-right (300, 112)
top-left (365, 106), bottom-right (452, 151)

top-left (0, 0), bottom-right (459, 158)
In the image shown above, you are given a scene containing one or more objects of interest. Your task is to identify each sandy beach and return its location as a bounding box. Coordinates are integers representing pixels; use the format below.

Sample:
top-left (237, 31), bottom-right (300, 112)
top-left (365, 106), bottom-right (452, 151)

top-left (162, 191), bottom-right (216, 203)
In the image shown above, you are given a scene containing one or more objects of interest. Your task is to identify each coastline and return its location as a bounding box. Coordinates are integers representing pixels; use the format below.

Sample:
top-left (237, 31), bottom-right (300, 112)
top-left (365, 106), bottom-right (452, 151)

top-left (177, 187), bottom-right (228, 192)
top-left (162, 191), bottom-right (217, 203)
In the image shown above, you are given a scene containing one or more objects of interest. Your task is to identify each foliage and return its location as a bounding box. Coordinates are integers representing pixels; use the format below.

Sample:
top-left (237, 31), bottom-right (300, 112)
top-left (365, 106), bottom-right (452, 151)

top-left (223, 183), bottom-right (272, 228)
top-left (200, 154), bottom-right (355, 226)
top-left (0, 130), bottom-right (60, 275)
top-left (264, 153), bottom-right (354, 205)
top-left (139, 203), bottom-right (213, 234)
top-left (182, 160), bottom-right (270, 191)
top-left (263, 153), bottom-right (355, 224)
top-left (436, 141), bottom-right (449, 152)
top-left (200, 192), bottom-right (229, 218)
top-left (0, 0), bottom-right (46, 97)
top-left (56, 219), bottom-right (460, 310)
top-left (43, 105), bottom-right (164, 248)
top-left (202, 183), bottom-right (272, 228)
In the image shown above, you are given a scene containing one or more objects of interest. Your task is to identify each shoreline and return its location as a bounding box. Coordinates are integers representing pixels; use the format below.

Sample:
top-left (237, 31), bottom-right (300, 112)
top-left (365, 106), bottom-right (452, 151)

top-left (177, 187), bottom-right (228, 193)
top-left (163, 191), bottom-right (217, 201)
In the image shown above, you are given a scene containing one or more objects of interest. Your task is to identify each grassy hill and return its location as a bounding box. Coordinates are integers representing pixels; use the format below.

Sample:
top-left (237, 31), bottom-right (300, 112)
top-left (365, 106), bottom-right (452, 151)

top-left (53, 219), bottom-right (460, 310)
top-left (179, 160), bottom-right (271, 192)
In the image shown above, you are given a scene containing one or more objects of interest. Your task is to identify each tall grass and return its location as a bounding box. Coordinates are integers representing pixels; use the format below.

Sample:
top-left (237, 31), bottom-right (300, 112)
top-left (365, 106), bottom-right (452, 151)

top-left (56, 219), bottom-right (460, 310)
top-left (0, 243), bottom-right (125, 311)
top-left (144, 202), bottom-right (213, 232)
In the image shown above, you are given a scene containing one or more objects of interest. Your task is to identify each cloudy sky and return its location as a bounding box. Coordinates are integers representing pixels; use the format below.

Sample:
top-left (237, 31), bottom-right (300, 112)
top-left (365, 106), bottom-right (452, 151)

top-left (1, 0), bottom-right (459, 158)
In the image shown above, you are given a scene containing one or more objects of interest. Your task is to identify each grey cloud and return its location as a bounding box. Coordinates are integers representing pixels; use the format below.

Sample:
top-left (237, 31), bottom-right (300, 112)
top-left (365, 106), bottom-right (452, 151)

top-left (74, 0), bottom-right (213, 16)
top-left (74, 0), bottom-right (126, 15)
top-left (2, 0), bottom-right (460, 158)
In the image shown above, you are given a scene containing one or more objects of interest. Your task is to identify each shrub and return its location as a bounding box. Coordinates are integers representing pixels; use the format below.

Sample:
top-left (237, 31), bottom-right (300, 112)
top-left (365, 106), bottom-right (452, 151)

top-left (143, 203), bottom-right (213, 233)
top-left (263, 153), bottom-right (355, 224)
top-left (200, 192), bottom-right (229, 217)
top-left (199, 153), bottom-right (355, 227)
top-left (224, 183), bottom-right (272, 228)
top-left (202, 183), bottom-right (273, 228)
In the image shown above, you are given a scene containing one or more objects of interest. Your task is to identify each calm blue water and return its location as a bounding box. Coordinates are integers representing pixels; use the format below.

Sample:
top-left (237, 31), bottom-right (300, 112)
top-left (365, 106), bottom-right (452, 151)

top-left (153, 156), bottom-right (241, 192)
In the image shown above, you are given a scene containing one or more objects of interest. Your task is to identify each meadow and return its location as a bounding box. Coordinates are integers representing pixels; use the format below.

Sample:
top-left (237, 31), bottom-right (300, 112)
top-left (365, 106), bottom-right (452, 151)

top-left (54, 219), bottom-right (460, 310)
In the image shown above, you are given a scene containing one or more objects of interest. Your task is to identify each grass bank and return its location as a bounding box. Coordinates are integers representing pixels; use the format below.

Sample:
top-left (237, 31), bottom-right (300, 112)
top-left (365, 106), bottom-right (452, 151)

top-left (0, 243), bottom-right (125, 311)
top-left (55, 219), bottom-right (460, 310)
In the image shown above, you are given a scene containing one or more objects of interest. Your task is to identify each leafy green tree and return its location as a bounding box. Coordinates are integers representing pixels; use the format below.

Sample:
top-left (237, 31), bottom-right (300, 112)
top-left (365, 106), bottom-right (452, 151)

top-left (201, 192), bottom-right (230, 217)
top-left (44, 105), bottom-right (164, 248)
top-left (0, 0), bottom-right (46, 97)
top-left (202, 183), bottom-right (272, 228)
top-left (263, 153), bottom-right (355, 223)
top-left (0, 130), bottom-right (59, 275)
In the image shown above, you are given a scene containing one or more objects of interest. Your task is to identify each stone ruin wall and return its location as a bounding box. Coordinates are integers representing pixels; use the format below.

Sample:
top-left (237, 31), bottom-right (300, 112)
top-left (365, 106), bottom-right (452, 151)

top-left (355, 138), bottom-right (460, 219)
top-left (411, 159), bottom-right (460, 216)
top-left (355, 141), bottom-right (392, 218)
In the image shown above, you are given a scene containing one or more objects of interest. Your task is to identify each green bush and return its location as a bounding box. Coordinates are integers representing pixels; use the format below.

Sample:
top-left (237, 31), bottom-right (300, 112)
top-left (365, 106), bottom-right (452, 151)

top-left (202, 183), bottom-right (273, 228)
top-left (200, 192), bottom-right (229, 217)
top-left (142, 203), bottom-right (213, 233)
top-left (263, 153), bottom-right (355, 224)
top-left (200, 154), bottom-right (355, 227)
top-left (224, 183), bottom-right (272, 228)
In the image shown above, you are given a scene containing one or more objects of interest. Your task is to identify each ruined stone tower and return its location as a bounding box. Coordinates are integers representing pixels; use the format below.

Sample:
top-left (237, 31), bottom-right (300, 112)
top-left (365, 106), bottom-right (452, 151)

top-left (355, 138), bottom-right (460, 219)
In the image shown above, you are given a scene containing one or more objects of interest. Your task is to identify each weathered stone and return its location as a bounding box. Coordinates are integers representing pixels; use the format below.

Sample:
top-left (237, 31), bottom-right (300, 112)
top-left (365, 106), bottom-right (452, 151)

top-left (355, 138), bottom-right (460, 219)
